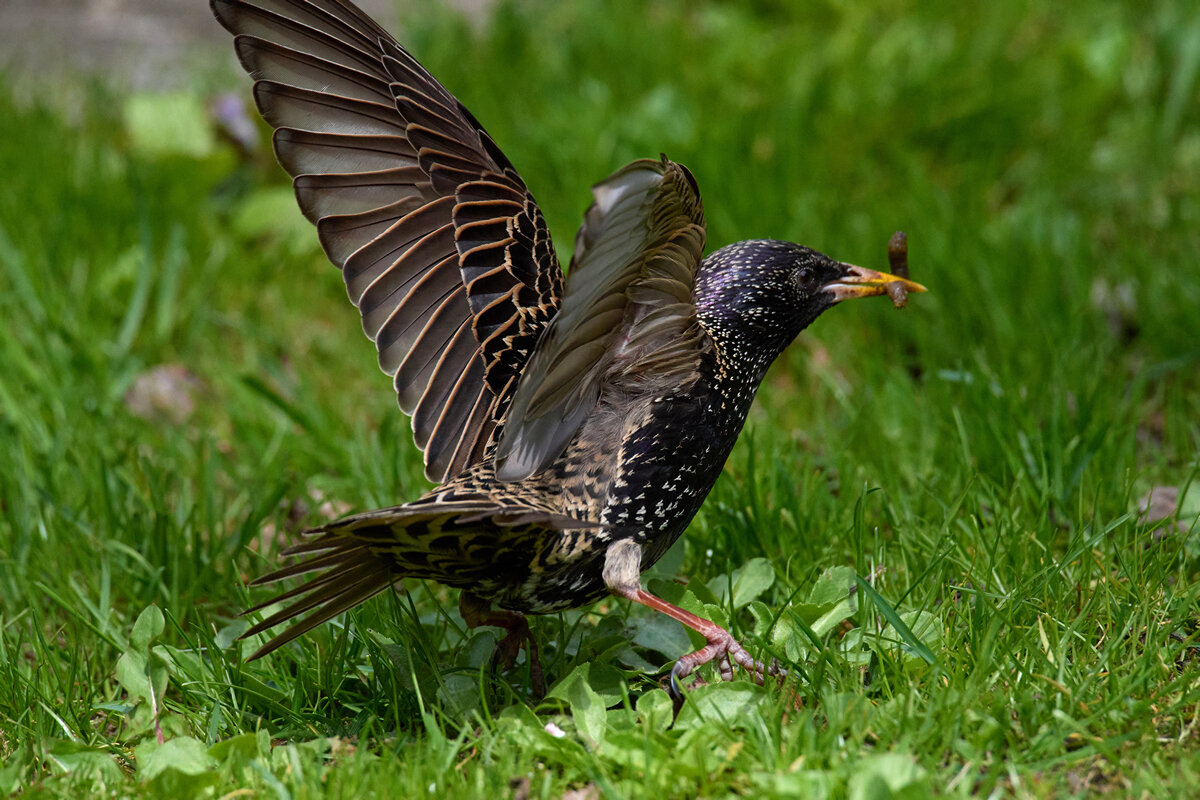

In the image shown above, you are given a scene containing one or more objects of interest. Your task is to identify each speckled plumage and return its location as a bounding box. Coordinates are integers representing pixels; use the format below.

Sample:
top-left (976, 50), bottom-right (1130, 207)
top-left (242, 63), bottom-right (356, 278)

top-left (213, 0), bottom-right (925, 692)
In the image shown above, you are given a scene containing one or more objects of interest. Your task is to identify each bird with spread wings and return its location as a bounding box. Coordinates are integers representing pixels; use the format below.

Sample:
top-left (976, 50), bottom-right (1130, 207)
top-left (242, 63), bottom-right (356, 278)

top-left (211, 0), bottom-right (925, 700)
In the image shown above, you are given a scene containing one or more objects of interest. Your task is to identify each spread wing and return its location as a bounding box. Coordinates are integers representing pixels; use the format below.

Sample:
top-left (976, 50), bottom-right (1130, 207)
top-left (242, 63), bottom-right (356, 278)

top-left (211, 0), bottom-right (562, 483)
top-left (494, 157), bottom-right (708, 481)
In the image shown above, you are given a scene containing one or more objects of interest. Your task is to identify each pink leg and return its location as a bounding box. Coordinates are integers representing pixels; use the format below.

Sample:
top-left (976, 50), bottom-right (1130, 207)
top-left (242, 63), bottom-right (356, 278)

top-left (613, 585), bottom-right (784, 700)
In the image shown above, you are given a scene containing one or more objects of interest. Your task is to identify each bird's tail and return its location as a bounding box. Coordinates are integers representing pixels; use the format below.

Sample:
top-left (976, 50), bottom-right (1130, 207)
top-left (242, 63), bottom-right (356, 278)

top-left (240, 525), bottom-right (397, 660)
top-left (240, 500), bottom-right (591, 659)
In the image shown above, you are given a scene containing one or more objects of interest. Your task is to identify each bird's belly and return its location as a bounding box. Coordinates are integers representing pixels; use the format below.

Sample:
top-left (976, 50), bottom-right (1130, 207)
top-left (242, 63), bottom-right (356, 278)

top-left (482, 527), bottom-right (614, 613)
top-left (479, 389), bottom-right (740, 614)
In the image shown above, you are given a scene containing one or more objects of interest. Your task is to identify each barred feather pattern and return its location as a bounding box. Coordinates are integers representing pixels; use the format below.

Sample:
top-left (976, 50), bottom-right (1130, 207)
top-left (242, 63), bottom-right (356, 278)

top-left (212, 0), bottom-right (562, 483)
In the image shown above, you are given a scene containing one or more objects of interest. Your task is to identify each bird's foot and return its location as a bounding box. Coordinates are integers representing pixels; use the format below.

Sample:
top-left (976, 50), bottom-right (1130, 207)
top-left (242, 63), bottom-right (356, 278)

top-left (492, 620), bottom-right (546, 698)
top-left (668, 625), bottom-right (785, 704)
top-left (603, 543), bottom-right (784, 708)
top-left (459, 591), bottom-right (546, 698)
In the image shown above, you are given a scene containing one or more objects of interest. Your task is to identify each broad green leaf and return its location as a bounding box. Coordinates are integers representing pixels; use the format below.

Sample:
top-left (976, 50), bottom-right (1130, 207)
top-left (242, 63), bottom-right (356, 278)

top-left (437, 674), bottom-right (480, 718)
top-left (137, 736), bottom-right (217, 781)
top-left (567, 674), bottom-right (608, 749)
top-left (616, 645), bottom-right (660, 673)
top-left (129, 604), bottom-right (164, 652)
top-left (751, 769), bottom-right (836, 798)
top-left (600, 728), bottom-right (671, 773)
top-left (805, 566), bottom-right (859, 609)
top-left (207, 732), bottom-right (259, 763)
top-left (643, 537), bottom-right (685, 579)
top-left (749, 601), bottom-right (814, 662)
top-left (115, 605), bottom-right (169, 719)
top-left (636, 689), bottom-right (675, 734)
top-left (370, 630), bottom-right (437, 699)
top-left (747, 600), bottom-right (775, 638)
top-left (687, 576), bottom-right (722, 607)
top-left (0, 754), bottom-right (22, 796)
top-left (631, 610), bottom-right (691, 658)
top-left (644, 584), bottom-right (708, 650)
top-left (43, 739), bottom-right (123, 782)
top-left (792, 567), bottom-right (858, 638)
top-left (160, 645), bottom-right (204, 683)
top-left (838, 629), bottom-right (874, 668)
top-left (547, 661), bottom-right (625, 706)
top-left (808, 598), bottom-right (857, 639)
top-left (214, 620), bottom-right (245, 650)
top-left (898, 610), bottom-right (944, 658)
top-left (706, 557), bottom-right (775, 608)
top-left (674, 682), bottom-right (765, 730)
top-left (644, 577), bottom-right (688, 605)
top-left (848, 753), bottom-right (928, 800)
top-left (463, 629), bottom-right (501, 668)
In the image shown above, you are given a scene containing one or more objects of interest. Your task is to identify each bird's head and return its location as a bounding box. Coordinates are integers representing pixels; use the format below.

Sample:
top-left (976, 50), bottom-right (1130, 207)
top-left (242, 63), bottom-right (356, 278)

top-left (694, 239), bottom-right (926, 372)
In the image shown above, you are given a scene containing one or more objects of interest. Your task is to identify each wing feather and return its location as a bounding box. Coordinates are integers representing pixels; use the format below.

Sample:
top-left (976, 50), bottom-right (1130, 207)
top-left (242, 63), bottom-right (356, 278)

top-left (389, 288), bottom-right (470, 412)
top-left (293, 167), bottom-right (425, 218)
top-left (274, 130), bottom-right (417, 180)
top-left (316, 196), bottom-right (425, 265)
top-left (212, 0), bottom-right (562, 482)
top-left (494, 158), bottom-right (707, 481)
top-left (234, 37), bottom-right (392, 103)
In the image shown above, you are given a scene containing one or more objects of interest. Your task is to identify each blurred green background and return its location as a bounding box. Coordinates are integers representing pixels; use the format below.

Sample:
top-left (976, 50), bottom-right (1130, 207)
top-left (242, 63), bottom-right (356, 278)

top-left (1, 0), bottom-right (1198, 796)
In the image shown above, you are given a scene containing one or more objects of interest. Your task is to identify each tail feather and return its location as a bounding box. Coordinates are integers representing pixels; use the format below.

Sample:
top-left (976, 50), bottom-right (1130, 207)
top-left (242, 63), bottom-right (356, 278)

top-left (244, 554), bottom-right (374, 617)
top-left (249, 539), bottom-right (371, 586)
top-left (242, 543), bottom-right (394, 660)
top-left (275, 535), bottom-right (350, 558)
top-left (240, 498), bottom-right (598, 659)
top-left (245, 572), bottom-right (394, 661)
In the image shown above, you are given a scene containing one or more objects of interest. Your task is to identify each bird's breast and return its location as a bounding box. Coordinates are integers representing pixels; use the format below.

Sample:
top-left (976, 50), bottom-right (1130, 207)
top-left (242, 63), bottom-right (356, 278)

top-left (594, 379), bottom-right (748, 562)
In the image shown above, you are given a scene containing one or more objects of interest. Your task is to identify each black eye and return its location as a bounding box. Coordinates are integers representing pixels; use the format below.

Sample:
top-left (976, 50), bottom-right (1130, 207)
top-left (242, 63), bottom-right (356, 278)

top-left (796, 266), bottom-right (817, 293)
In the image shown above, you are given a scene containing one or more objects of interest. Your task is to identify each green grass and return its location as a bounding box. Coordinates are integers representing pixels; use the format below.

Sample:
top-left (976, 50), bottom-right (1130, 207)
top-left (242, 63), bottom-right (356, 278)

top-left (2, 0), bottom-right (1199, 796)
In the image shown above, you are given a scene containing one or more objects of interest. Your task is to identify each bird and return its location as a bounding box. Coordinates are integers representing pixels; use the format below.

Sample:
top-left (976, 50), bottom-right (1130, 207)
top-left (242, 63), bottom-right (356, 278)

top-left (210, 0), bottom-right (926, 699)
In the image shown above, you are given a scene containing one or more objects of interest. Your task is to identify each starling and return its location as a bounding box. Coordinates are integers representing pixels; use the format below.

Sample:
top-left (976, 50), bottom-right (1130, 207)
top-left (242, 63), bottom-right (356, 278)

top-left (211, 0), bottom-right (926, 697)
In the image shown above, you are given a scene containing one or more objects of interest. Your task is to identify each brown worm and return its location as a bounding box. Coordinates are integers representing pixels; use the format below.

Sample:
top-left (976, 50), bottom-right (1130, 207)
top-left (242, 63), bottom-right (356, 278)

top-left (887, 231), bottom-right (909, 308)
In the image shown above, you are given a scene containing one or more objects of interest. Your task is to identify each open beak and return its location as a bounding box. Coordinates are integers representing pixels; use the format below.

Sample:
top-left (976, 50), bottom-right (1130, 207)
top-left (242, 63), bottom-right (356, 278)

top-left (824, 263), bottom-right (928, 303)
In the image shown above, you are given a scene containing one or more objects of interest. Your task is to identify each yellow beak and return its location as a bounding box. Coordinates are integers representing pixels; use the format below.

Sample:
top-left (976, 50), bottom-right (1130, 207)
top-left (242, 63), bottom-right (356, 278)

top-left (825, 263), bottom-right (928, 304)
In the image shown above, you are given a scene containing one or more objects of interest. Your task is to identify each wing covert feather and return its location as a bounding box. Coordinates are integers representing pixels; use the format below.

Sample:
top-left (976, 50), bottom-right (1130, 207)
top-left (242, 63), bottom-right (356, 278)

top-left (494, 157), bottom-right (707, 481)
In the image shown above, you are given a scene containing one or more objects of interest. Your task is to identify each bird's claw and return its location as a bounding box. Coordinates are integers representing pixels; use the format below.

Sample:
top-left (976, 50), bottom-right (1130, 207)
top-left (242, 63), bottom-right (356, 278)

top-left (491, 627), bottom-right (524, 672)
top-left (667, 626), bottom-right (785, 707)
